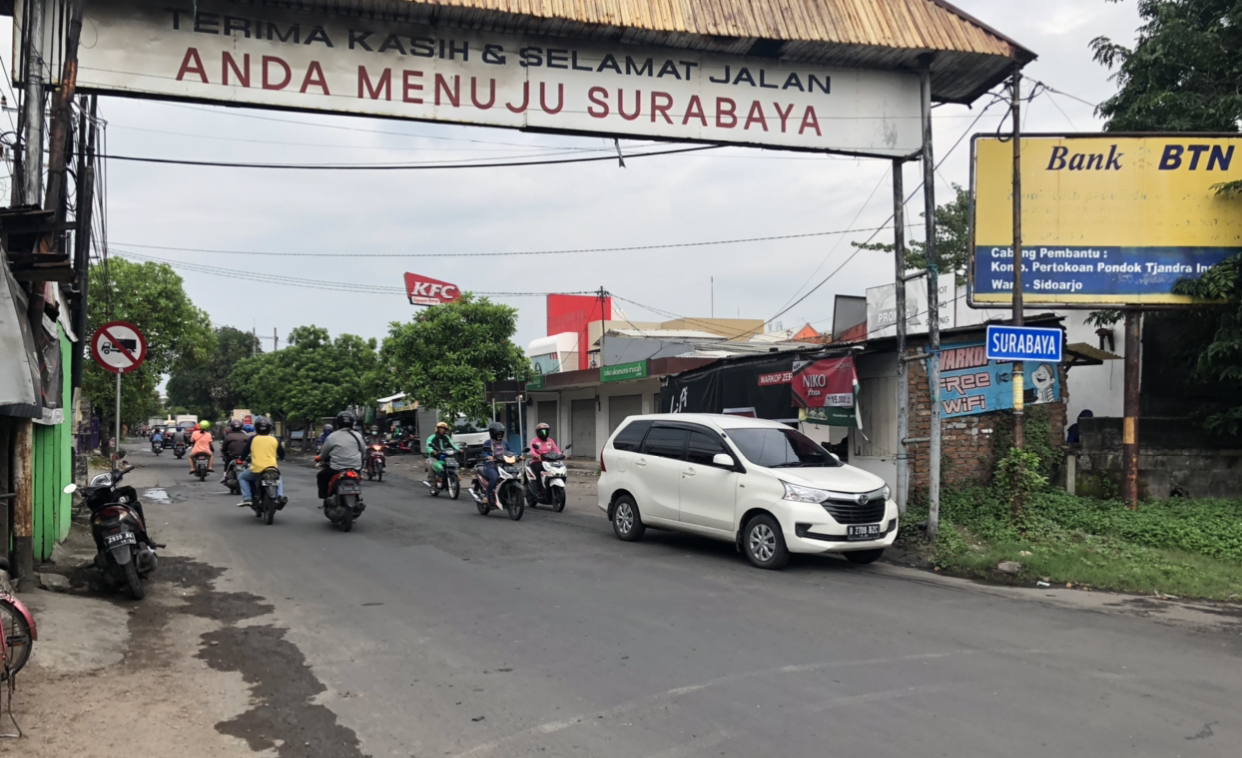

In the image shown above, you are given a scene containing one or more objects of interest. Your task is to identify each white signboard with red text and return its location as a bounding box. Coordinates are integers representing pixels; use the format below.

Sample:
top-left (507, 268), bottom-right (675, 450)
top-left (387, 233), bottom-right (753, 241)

top-left (25, 0), bottom-right (922, 157)
top-left (404, 273), bottom-right (461, 306)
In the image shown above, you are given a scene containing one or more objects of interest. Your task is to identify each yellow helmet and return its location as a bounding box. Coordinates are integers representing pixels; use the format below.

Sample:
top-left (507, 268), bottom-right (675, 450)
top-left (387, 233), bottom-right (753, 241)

top-left (435, 421), bottom-right (450, 432)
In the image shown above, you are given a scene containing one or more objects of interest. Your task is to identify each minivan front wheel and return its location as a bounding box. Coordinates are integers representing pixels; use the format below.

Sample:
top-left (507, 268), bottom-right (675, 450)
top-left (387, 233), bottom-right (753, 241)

top-left (612, 495), bottom-right (645, 542)
top-left (743, 515), bottom-right (790, 570)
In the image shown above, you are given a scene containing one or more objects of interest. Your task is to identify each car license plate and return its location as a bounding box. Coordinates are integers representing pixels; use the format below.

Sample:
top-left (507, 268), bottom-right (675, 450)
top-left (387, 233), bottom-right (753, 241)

top-left (105, 532), bottom-right (136, 547)
top-left (847, 524), bottom-right (883, 541)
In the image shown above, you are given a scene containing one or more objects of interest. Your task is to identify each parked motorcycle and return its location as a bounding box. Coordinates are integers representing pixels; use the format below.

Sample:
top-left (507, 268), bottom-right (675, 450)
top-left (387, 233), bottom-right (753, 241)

top-left (525, 446), bottom-right (570, 512)
top-left (365, 443), bottom-right (386, 482)
top-left (424, 452), bottom-right (461, 499)
top-left (173, 441), bottom-right (186, 459)
top-left (250, 467), bottom-right (284, 525)
top-left (191, 452), bottom-right (211, 481)
top-left (318, 462), bottom-right (365, 532)
top-left (224, 458), bottom-right (243, 496)
top-left (67, 459), bottom-right (159, 600)
top-left (384, 435), bottom-right (417, 456)
top-left (0, 556), bottom-right (37, 681)
top-left (469, 452), bottom-right (525, 520)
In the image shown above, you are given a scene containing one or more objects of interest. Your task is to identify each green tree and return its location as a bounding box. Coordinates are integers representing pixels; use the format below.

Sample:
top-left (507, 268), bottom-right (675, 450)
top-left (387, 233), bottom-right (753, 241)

top-left (85, 258), bottom-right (214, 435)
top-left (381, 294), bottom-right (530, 422)
top-left (1093, 0), bottom-right (1242, 432)
top-left (853, 184), bottom-right (971, 282)
top-left (231, 325), bottom-right (381, 427)
top-left (167, 326), bottom-right (261, 419)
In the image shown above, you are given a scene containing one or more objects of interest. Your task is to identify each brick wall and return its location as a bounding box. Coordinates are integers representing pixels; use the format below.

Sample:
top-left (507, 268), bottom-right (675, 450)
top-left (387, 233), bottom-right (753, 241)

top-left (905, 352), bottom-right (1068, 498)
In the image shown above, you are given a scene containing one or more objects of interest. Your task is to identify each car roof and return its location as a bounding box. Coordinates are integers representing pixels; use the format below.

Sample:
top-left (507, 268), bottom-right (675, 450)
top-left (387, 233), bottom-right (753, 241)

top-left (621, 413), bottom-right (790, 431)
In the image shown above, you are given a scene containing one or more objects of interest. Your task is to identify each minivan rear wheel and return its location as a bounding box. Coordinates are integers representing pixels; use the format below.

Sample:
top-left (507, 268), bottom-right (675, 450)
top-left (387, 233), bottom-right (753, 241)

top-left (743, 514), bottom-right (790, 570)
top-left (612, 495), bottom-right (645, 542)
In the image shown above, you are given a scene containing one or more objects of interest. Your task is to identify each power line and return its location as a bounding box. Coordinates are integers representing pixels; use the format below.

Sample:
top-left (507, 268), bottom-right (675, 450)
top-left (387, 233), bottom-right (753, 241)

top-left (109, 223), bottom-right (919, 259)
top-left (92, 144), bottom-right (720, 170)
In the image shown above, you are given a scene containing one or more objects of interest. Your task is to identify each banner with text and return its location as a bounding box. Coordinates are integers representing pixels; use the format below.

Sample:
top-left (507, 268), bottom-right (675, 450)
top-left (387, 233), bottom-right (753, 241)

top-left (34, 0), bottom-right (923, 156)
top-left (971, 135), bottom-right (1242, 306)
top-left (939, 342), bottom-right (1061, 418)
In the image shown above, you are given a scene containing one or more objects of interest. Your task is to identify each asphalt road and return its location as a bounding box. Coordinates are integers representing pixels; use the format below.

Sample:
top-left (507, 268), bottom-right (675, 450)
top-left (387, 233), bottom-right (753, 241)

top-left (133, 444), bottom-right (1242, 758)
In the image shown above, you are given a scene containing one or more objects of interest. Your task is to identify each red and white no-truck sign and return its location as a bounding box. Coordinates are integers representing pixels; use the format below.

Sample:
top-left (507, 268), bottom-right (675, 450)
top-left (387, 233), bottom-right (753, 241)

top-left (404, 273), bottom-right (461, 307)
top-left (91, 321), bottom-right (147, 374)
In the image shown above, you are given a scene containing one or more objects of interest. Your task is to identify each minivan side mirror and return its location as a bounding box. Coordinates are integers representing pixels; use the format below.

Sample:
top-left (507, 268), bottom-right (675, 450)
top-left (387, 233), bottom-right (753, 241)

top-left (712, 453), bottom-right (734, 468)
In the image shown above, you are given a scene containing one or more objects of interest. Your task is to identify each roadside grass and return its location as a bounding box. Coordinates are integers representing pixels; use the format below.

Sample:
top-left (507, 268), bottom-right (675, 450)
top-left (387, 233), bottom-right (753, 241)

top-left (900, 489), bottom-right (1242, 601)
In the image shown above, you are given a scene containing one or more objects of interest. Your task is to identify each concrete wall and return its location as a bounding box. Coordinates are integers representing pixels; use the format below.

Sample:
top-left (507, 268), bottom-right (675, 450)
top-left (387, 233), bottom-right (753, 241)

top-left (1074, 449), bottom-right (1242, 500)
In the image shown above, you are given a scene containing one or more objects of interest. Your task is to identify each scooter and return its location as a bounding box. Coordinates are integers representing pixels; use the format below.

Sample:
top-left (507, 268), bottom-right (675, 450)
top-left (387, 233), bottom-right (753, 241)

top-left (424, 451), bottom-right (462, 499)
top-left (384, 435), bottom-right (417, 456)
top-left (224, 458), bottom-right (243, 496)
top-left (67, 457), bottom-right (159, 600)
top-left (525, 446), bottom-right (570, 512)
top-left (469, 452), bottom-right (525, 520)
top-left (191, 452), bottom-right (211, 481)
top-left (173, 441), bottom-right (186, 459)
top-left (365, 443), bottom-right (386, 482)
top-left (318, 461), bottom-right (365, 532)
top-left (250, 467), bottom-right (285, 525)
top-left (150, 440), bottom-right (163, 456)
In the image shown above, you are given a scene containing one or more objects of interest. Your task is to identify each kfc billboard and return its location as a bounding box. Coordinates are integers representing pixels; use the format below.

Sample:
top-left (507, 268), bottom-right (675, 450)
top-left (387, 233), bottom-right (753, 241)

top-left (404, 273), bottom-right (461, 306)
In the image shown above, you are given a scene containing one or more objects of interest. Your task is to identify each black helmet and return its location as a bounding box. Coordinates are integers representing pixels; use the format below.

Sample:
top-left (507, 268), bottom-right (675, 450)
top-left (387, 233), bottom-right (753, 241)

top-left (536, 422), bottom-right (550, 440)
top-left (230, 420), bottom-right (243, 432)
top-left (254, 417), bottom-right (273, 435)
top-left (488, 421), bottom-right (506, 441)
top-left (336, 411), bottom-right (356, 429)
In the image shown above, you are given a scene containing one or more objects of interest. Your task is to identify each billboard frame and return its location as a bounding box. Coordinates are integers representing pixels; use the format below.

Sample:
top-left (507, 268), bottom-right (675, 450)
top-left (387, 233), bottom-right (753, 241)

top-left (966, 131), bottom-right (1242, 311)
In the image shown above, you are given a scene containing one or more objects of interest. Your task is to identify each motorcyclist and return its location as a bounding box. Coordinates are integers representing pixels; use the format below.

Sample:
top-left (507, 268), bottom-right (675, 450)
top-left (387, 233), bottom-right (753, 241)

top-left (189, 420), bottom-right (215, 473)
top-left (220, 420), bottom-right (251, 483)
top-left (243, 423), bottom-right (255, 435)
top-left (317, 423), bottom-right (334, 446)
top-left (236, 416), bottom-right (287, 508)
top-left (480, 421), bottom-right (513, 505)
top-left (150, 428), bottom-right (164, 449)
top-left (317, 411), bottom-right (366, 505)
top-left (172, 426), bottom-right (187, 447)
top-left (425, 421), bottom-right (459, 486)
top-left (528, 422), bottom-right (562, 498)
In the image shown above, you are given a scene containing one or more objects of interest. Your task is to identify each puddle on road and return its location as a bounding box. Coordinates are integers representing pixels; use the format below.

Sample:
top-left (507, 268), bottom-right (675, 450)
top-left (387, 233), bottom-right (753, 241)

top-left (144, 488), bottom-right (171, 503)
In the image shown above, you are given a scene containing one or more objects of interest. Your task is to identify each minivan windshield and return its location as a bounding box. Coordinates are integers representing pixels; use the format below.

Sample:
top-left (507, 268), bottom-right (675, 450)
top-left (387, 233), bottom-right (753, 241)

top-left (454, 418), bottom-right (487, 435)
top-left (728, 427), bottom-right (842, 468)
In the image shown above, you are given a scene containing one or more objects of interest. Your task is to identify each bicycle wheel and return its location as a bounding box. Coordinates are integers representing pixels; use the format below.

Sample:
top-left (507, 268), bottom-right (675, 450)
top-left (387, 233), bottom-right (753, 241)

top-left (0, 599), bottom-right (32, 680)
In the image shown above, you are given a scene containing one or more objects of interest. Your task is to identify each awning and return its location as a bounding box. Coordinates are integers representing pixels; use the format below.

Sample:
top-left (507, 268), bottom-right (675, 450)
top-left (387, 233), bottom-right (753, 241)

top-left (1065, 342), bottom-right (1122, 368)
top-left (0, 261), bottom-right (42, 417)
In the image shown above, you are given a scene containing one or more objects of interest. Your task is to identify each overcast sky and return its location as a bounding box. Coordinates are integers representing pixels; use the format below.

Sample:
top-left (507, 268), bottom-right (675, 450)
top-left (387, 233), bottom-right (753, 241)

top-left (5, 0), bottom-right (1142, 358)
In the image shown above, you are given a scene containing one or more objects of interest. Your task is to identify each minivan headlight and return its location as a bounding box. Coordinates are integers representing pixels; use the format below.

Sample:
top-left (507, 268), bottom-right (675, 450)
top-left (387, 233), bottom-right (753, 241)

top-left (881, 485), bottom-right (891, 501)
top-left (782, 481), bottom-right (831, 504)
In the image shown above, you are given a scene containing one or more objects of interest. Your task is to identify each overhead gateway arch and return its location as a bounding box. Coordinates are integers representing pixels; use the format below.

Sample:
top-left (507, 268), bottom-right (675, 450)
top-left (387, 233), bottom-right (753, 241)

top-left (16, 0), bottom-right (1034, 158)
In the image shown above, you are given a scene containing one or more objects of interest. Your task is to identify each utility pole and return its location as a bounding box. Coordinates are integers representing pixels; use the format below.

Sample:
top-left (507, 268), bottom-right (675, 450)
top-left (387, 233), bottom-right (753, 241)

top-left (892, 158), bottom-right (909, 514)
top-left (252, 326), bottom-right (258, 356)
top-left (19, 0), bottom-right (47, 206)
top-left (1122, 312), bottom-right (1140, 508)
top-left (920, 59), bottom-right (942, 540)
top-left (273, 327), bottom-right (279, 352)
top-left (1011, 72), bottom-right (1026, 450)
top-left (70, 95), bottom-right (97, 394)
top-left (598, 286), bottom-right (607, 367)
top-left (710, 276), bottom-right (714, 319)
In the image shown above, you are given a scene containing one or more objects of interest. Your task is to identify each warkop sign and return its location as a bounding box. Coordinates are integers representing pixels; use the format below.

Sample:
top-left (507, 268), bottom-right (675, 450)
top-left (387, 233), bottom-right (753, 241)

top-left (30, 0), bottom-right (923, 156)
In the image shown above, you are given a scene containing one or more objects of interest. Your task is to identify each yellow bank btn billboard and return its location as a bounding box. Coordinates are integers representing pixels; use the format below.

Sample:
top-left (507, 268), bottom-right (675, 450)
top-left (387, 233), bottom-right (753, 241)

top-left (970, 134), bottom-right (1242, 306)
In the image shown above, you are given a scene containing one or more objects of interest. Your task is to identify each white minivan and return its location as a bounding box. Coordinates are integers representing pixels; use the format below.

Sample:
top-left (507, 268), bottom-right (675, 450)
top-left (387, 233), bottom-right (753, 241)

top-left (598, 414), bottom-right (897, 569)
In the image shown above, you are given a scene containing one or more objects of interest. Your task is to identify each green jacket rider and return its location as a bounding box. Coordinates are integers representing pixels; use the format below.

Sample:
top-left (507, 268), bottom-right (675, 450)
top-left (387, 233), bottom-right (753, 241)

top-left (426, 421), bottom-right (460, 477)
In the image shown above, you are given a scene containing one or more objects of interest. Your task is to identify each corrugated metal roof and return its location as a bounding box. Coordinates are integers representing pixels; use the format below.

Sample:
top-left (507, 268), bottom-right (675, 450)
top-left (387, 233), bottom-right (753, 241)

top-left (296, 0), bottom-right (1035, 103)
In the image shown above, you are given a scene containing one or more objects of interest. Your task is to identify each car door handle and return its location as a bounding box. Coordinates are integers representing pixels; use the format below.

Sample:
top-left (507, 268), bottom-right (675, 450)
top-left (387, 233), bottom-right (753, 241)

top-left (682, 468), bottom-right (695, 476)
top-left (635, 458), bottom-right (647, 467)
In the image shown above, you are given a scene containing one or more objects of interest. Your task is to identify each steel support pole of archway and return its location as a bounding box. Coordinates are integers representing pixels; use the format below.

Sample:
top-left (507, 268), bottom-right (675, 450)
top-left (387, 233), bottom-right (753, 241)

top-left (892, 158), bottom-right (909, 514)
top-left (920, 61), bottom-right (941, 540)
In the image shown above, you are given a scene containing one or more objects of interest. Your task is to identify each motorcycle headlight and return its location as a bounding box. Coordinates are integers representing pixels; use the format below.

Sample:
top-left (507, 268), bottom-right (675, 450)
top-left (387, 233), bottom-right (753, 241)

top-left (782, 481), bottom-right (831, 504)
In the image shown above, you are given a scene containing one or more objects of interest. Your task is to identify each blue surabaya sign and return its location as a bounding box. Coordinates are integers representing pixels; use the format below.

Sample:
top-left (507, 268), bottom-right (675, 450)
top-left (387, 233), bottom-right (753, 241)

top-left (938, 342), bottom-right (1062, 418)
top-left (985, 325), bottom-right (1063, 363)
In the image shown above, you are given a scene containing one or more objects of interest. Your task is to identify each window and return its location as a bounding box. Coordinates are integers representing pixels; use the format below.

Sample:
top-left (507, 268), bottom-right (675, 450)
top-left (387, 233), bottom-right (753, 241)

top-left (729, 427), bottom-right (842, 469)
top-left (611, 419), bottom-right (653, 452)
top-left (641, 426), bottom-right (688, 459)
top-left (687, 430), bottom-right (729, 466)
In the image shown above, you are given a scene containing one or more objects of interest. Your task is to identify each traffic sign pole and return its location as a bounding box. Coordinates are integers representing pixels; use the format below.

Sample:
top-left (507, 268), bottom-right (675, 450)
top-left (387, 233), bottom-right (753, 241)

top-left (114, 372), bottom-right (121, 471)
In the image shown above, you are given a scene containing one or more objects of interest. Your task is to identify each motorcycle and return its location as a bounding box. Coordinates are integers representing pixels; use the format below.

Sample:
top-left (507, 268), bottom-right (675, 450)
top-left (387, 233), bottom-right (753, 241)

top-left (224, 458), bottom-right (243, 496)
top-left (67, 458), bottom-right (159, 600)
top-left (384, 435), bottom-right (417, 456)
top-left (250, 467), bottom-right (284, 525)
top-left (469, 452), bottom-right (525, 520)
top-left (150, 440), bottom-right (163, 456)
top-left (318, 462), bottom-right (365, 532)
top-left (173, 441), bottom-right (186, 459)
top-left (365, 443), bottom-right (386, 482)
top-left (424, 451), bottom-right (461, 499)
top-left (0, 556), bottom-right (37, 681)
top-left (525, 446), bottom-right (570, 512)
top-left (191, 452), bottom-right (211, 481)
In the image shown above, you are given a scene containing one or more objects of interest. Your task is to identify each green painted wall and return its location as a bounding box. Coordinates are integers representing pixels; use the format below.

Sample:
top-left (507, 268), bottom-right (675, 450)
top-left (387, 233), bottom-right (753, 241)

top-left (32, 331), bottom-right (73, 560)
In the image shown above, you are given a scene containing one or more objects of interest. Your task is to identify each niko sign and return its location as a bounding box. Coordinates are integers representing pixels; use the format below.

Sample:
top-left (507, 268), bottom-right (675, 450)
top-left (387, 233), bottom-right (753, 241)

top-left (35, 0), bottom-right (922, 157)
top-left (404, 274), bottom-right (460, 306)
